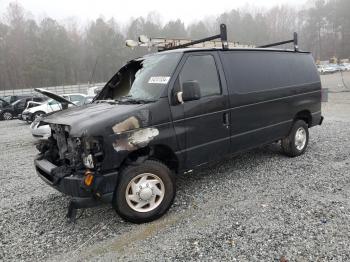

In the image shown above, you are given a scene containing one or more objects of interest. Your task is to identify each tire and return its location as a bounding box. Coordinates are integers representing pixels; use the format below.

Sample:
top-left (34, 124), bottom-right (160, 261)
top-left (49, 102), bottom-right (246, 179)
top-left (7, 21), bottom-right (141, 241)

top-left (2, 112), bottom-right (13, 120)
top-left (281, 120), bottom-right (309, 157)
top-left (112, 160), bottom-right (176, 224)
top-left (33, 111), bottom-right (46, 121)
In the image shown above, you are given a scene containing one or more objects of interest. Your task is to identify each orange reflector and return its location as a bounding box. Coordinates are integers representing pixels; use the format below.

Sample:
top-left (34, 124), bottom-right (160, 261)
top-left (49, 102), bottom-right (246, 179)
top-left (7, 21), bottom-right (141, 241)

top-left (84, 170), bottom-right (94, 187)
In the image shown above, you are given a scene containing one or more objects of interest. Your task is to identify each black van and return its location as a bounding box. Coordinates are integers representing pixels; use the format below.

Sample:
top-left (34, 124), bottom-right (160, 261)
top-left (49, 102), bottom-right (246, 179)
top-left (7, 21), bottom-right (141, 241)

top-left (34, 25), bottom-right (323, 223)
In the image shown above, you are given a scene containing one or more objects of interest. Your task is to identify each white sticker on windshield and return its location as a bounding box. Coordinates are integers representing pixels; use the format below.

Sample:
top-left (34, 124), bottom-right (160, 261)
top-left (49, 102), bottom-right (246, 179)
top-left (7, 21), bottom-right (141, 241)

top-left (148, 76), bottom-right (170, 84)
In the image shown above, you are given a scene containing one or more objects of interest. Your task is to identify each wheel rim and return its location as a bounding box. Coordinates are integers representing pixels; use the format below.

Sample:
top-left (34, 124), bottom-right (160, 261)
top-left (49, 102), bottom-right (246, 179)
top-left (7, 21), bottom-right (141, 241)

top-left (34, 113), bottom-right (44, 119)
top-left (125, 173), bottom-right (165, 213)
top-left (3, 112), bottom-right (12, 120)
top-left (295, 127), bottom-right (307, 151)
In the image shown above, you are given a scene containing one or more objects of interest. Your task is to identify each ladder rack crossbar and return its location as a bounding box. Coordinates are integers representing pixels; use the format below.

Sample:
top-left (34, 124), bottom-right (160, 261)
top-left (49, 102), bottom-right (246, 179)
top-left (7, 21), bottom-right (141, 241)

top-left (125, 24), bottom-right (300, 52)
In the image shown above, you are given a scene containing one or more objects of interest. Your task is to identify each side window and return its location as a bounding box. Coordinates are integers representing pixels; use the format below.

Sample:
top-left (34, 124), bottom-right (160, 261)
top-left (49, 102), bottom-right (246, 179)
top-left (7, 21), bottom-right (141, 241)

top-left (179, 55), bottom-right (221, 97)
top-left (16, 99), bottom-right (26, 108)
top-left (48, 100), bottom-right (59, 105)
top-left (70, 95), bottom-right (85, 106)
top-left (70, 95), bottom-right (84, 102)
top-left (33, 97), bottom-right (44, 102)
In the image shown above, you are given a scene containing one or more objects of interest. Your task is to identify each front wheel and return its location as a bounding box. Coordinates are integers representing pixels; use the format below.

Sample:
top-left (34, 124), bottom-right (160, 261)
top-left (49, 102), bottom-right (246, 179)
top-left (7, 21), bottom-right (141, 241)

top-left (2, 112), bottom-right (13, 120)
top-left (33, 111), bottom-right (45, 121)
top-left (281, 120), bottom-right (309, 157)
top-left (112, 160), bottom-right (176, 223)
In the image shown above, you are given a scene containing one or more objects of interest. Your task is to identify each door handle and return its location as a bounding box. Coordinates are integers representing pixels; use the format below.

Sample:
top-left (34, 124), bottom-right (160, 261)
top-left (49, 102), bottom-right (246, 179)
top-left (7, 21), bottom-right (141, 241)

top-left (223, 112), bottom-right (230, 128)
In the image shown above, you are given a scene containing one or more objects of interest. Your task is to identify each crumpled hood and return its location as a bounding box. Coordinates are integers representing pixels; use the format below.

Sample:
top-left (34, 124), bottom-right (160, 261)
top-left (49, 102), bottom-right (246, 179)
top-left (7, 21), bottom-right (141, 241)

top-left (43, 102), bottom-right (147, 137)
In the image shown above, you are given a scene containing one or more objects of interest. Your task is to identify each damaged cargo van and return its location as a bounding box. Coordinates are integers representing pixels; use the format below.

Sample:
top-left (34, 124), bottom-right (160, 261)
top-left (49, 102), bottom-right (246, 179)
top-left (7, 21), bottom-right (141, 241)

top-left (34, 24), bottom-right (323, 223)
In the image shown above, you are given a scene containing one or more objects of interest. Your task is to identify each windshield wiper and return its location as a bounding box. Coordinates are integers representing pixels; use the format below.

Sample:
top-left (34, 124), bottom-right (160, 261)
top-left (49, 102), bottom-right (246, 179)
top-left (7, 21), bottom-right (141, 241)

top-left (94, 99), bottom-right (118, 104)
top-left (115, 95), bottom-right (155, 104)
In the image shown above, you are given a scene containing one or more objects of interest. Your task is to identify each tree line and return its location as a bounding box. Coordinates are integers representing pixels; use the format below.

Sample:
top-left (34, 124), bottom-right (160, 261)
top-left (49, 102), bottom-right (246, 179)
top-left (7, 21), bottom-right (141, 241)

top-left (0, 0), bottom-right (349, 90)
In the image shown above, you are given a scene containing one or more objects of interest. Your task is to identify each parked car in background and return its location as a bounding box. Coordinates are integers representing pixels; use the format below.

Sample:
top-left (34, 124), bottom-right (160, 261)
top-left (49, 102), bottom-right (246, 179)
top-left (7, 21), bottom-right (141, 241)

top-left (2, 95), bottom-right (33, 104)
top-left (30, 94), bottom-right (93, 140)
top-left (339, 63), bottom-right (350, 71)
top-left (329, 63), bottom-right (343, 72)
top-left (87, 86), bottom-right (103, 96)
top-left (21, 90), bottom-right (87, 123)
top-left (18, 100), bottom-right (47, 120)
top-left (0, 98), bottom-right (10, 109)
top-left (31, 118), bottom-right (52, 140)
top-left (0, 96), bottom-right (46, 120)
top-left (317, 64), bottom-right (338, 74)
top-left (83, 95), bottom-right (95, 104)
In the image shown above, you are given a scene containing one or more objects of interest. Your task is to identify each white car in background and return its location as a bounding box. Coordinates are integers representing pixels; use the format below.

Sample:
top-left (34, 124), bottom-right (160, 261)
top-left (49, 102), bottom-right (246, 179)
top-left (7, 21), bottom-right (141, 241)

top-left (22, 89), bottom-right (88, 123)
top-left (29, 89), bottom-right (94, 140)
top-left (339, 63), bottom-right (350, 71)
top-left (317, 64), bottom-right (338, 74)
top-left (87, 85), bottom-right (103, 96)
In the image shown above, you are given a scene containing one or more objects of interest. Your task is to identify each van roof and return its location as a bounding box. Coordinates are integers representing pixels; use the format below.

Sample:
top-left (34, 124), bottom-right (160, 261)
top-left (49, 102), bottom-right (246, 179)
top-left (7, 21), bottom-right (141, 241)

top-left (158, 47), bottom-right (310, 55)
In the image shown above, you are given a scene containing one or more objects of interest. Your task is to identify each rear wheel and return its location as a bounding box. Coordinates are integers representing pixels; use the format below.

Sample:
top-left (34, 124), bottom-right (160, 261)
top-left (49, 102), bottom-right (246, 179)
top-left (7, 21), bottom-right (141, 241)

top-left (3, 112), bottom-right (13, 120)
top-left (281, 120), bottom-right (309, 157)
top-left (112, 160), bottom-right (175, 223)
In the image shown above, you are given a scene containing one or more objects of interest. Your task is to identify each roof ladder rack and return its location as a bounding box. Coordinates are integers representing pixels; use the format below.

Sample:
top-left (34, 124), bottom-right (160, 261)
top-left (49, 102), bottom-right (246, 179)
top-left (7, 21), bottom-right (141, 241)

top-left (162, 24), bottom-right (229, 51)
top-left (125, 25), bottom-right (299, 52)
top-left (125, 24), bottom-right (234, 51)
top-left (258, 32), bottom-right (299, 52)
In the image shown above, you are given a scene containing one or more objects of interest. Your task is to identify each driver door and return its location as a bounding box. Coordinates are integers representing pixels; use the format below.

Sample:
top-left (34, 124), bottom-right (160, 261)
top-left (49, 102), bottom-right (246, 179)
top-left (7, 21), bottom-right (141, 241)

top-left (170, 52), bottom-right (231, 169)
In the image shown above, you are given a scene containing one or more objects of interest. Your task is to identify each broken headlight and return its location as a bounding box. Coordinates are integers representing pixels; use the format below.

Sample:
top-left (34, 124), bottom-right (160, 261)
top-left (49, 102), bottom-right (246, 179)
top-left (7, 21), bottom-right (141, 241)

top-left (81, 136), bottom-right (103, 169)
top-left (83, 154), bottom-right (94, 169)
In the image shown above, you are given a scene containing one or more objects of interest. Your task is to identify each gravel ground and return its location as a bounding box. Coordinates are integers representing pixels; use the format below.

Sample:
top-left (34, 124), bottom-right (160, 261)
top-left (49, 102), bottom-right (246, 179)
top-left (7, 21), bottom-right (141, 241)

top-left (1, 73), bottom-right (350, 261)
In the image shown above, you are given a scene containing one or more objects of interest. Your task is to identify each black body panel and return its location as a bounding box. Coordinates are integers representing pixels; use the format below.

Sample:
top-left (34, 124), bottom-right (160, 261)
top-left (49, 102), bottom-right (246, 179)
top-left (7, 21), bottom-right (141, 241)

top-left (218, 50), bottom-right (321, 153)
top-left (169, 51), bottom-right (231, 169)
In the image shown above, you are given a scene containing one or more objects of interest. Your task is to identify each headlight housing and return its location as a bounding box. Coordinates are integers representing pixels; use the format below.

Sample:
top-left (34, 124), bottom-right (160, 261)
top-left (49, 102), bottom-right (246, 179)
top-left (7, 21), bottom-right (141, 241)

top-left (83, 154), bottom-right (94, 169)
top-left (81, 136), bottom-right (103, 169)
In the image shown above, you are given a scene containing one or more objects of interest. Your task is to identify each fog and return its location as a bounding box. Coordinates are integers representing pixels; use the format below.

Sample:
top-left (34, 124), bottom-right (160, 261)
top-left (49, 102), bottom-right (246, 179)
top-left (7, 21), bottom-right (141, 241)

top-left (0, 0), bottom-right (308, 25)
top-left (0, 0), bottom-right (349, 90)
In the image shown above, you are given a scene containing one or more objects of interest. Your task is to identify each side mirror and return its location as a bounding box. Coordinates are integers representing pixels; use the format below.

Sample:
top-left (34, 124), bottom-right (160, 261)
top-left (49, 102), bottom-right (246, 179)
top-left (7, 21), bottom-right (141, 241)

top-left (176, 80), bottom-right (201, 104)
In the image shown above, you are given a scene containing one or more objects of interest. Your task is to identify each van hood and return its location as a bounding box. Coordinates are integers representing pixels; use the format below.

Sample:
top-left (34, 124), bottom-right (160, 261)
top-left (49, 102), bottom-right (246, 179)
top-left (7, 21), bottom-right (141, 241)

top-left (42, 102), bottom-right (148, 137)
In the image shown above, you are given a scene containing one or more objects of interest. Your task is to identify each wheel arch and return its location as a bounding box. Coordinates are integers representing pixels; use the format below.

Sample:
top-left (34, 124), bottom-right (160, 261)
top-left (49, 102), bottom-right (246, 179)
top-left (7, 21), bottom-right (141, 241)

top-left (34, 110), bottom-right (46, 115)
top-left (294, 110), bottom-right (312, 127)
top-left (121, 144), bottom-right (179, 173)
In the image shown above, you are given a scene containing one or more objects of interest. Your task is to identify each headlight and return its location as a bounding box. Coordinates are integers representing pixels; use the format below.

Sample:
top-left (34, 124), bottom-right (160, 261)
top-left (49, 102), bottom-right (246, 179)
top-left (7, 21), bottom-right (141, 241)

top-left (83, 154), bottom-right (94, 169)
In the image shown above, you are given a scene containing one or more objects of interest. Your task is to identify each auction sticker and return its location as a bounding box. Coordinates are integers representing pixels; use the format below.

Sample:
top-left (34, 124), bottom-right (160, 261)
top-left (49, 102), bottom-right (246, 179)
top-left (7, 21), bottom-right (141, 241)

top-left (148, 76), bottom-right (170, 84)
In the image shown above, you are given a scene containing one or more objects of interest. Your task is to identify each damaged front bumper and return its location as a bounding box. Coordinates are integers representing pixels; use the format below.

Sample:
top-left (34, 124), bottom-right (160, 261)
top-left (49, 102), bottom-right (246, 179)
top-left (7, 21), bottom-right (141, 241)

top-left (34, 157), bottom-right (117, 209)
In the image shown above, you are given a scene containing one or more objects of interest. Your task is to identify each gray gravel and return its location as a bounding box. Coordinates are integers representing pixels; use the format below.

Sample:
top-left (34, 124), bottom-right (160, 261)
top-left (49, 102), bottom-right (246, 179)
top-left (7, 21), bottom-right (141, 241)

top-left (1, 77), bottom-right (350, 261)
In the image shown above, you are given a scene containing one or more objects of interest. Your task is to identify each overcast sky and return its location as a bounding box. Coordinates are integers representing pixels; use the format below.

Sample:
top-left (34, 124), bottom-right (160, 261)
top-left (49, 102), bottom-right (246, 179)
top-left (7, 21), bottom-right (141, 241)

top-left (0, 0), bottom-right (307, 25)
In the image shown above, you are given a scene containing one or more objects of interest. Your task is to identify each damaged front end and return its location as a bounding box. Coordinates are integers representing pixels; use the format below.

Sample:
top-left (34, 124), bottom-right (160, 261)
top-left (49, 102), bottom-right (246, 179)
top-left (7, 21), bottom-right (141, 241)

top-left (34, 123), bottom-right (117, 219)
top-left (34, 52), bottom-right (179, 221)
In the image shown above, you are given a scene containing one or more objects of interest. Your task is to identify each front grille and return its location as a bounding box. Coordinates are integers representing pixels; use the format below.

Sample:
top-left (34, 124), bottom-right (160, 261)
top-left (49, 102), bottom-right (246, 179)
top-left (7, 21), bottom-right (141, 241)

top-left (51, 124), bottom-right (69, 159)
top-left (51, 124), bottom-right (82, 167)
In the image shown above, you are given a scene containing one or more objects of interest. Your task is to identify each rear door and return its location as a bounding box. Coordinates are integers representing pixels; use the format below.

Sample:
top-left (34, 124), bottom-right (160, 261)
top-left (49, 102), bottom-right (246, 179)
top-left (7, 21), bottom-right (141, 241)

top-left (170, 52), bottom-right (230, 169)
